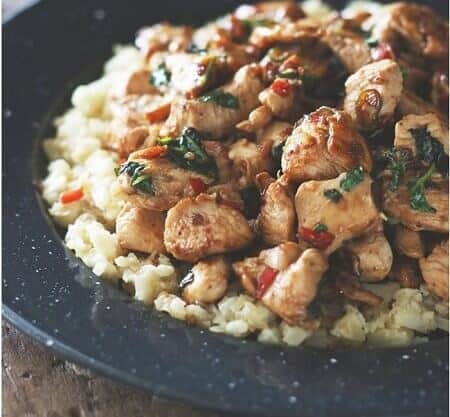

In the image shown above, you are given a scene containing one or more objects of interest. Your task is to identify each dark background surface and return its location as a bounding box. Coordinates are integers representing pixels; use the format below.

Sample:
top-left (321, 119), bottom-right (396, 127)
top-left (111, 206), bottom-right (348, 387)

top-left (3, 1), bottom-right (449, 417)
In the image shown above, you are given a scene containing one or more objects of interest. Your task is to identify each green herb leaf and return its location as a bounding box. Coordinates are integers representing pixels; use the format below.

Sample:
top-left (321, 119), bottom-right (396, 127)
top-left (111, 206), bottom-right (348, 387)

top-left (409, 127), bottom-right (445, 166)
top-left (166, 127), bottom-right (218, 179)
top-left (279, 69), bottom-right (299, 79)
top-left (366, 37), bottom-right (379, 47)
top-left (271, 141), bottom-right (285, 170)
top-left (199, 90), bottom-right (239, 108)
top-left (131, 174), bottom-right (153, 194)
top-left (340, 166), bottom-right (365, 192)
top-left (186, 43), bottom-right (207, 54)
top-left (313, 223), bottom-right (328, 232)
top-left (150, 63), bottom-right (171, 87)
top-left (407, 164), bottom-right (437, 213)
top-left (119, 161), bottom-right (154, 195)
top-left (379, 148), bottom-right (410, 191)
top-left (323, 188), bottom-right (343, 202)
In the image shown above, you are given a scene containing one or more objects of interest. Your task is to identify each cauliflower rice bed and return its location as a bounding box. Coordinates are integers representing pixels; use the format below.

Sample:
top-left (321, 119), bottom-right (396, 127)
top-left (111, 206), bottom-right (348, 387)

top-left (41, 44), bottom-right (449, 348)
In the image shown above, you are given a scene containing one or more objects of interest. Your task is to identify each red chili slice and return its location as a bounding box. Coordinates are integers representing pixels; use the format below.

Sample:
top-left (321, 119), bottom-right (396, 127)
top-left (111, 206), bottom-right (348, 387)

top-left (298, 226), bottom-right (335, 250)
top-left (371, 43), bottom-right (395, 61)
top-left (146, 103), bottom-right (171, 123)
top-left (271, 78), bottom-right (291, 97)
top-left (189, 177), bottom-right (207, 194)
top-left (256, 267), bottom-right (278, 299)
top-left (133, 145), bottom-right (168, 160)
top-left (60, 187), bottom-right (84, 204)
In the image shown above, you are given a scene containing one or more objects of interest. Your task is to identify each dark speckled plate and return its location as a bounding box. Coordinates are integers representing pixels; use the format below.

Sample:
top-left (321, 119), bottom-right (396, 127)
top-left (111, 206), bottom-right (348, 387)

top-left (3, 1), bottom-right (449, 416)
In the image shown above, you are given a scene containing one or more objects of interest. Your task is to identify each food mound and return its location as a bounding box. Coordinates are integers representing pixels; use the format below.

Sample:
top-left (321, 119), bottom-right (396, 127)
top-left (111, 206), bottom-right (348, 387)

top-left (42, 1), bottom-right (449, 347)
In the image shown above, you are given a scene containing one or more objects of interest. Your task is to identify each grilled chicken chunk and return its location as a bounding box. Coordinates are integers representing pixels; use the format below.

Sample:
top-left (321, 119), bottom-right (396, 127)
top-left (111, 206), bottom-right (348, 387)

top-left (346, 232), bottom-right (393, 282)
top-left (256, 173), bottom-right (296, 246)
top-left (258, 82), bottom-right (304, 121)
top-left (419, 240), bottom-right (449, 300)
top-left (391, 255), bottom-right (422, 289)
top-left (162, 64), bottom-right (264, 138)
top-left (115, 70), bottom-right (159, 97)
top-left (394, 113), bottom-right (449, 157)
top-left (262, 249), bottom-right (328, 325)
top-left (116, 205), bottom-right (166, 254)
top-left (281, 107), bottom-right (372, 182)
top-left (234, 2), bottom-right (304, 23)
top-left (398, 90), bottom-right (448, 121)
top-left (295, 171), bottom-right (380, 254)
top-left (164, 193), bottom-right (254, 262)
top-left (182, 256), bottom-right (230, 304)
top-left (344, 59), bottom-right (403, 131)
top-left (393, 224), bottom-right (425, 259)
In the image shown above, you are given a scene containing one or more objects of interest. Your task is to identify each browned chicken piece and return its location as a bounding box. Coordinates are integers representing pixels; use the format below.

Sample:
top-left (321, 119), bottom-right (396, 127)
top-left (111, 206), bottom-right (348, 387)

top-left (344, 59), bottom-right (403, 131)
top-left (261, 249), bottom-right (329, 325)
top-left (258, 81), bottom-right (304, 121)
top-left (249, 19), bottom-right (323, 49)
top-left (206, 183), bottom-right (245, 212)
top-left (346, 232), bottom-right (393, 282)
top-left (162, 64), bottom-right (264, 138)
top-left (419, 240), bottom-right (449, 300)
top-left (393, 224), bottom-right (425, 259)
top-left (115, 125), bottom-right (151, 159)
top-left (295, 171), bottom-right (380, 254)
top-left (398, 90), bottom-right (448, 121)
top-left (431, 72), bottom-right (449, 115)
top-left (255, 173), bottom-right (296, 246)
top-left (256, 121), bottom-right (292, 146)
top-left (234, 2), bottom-right (304, 23)
top-left (228, 139), bottom-right (273, 187)
top-left (135, 23), bottom-right (192, 58)
top-left (381, 173), bottom-right (449, 233)
top-left (202, 141), bottom-right (236, 183)
top-left (281, 107), bottom-right (373, 182)
top-left (182, 256), bottom-right (230, 304)
top-left (371, 2), bottom-right (448, 62)
top-left (164, 193), bottom-right (254, 262)
top-left (335, 271), bottom-right (383, 306)
top-left (113, 70), bottom-right (160, 97)
top-left (116, 205), bottom-right (166, 254)
top-left (232, 242), bottom-right (304, 296)
top-left (236, 105), bottom-right (273, 133)
top-left (394, 113), bottom-right (449, 157)
top-left (391, 255), bottom-right (422, 289)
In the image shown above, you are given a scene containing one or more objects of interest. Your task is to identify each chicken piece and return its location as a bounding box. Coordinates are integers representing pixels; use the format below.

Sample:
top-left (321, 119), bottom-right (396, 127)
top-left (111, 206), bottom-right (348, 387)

top-left (256, 173), bottom-right (296, 245)
top-left (344, 59), bottom-right (403, 131)
top-left (256, 121), bottom-right (292, 147)
top-left (258, 81), bottom-right (304, 121)
top-left (393, 224), bottom-right (425, 259)
top-left (228, 138), bottom-right (273, 187)
top-left (202, 141), bottom-right (236, 183)
top-left (116, 205), bottom-right (166, 254)
top-left (346, 232), bottom-right (393, 282)
top-left (334, 271), bottom-right (383, 306)
top-left (112, 69), bottom-right (159, 97)
top-left (391, 256), bottom-right (422, 289)
top-left (206, 183), bottom-right (244, 212)
top-left (398, 90), bottom-right (448, 121)
top-left (295, 171), bottom-right (380, 254)
top-left (394, 113), bottom-right (448, 158)
top-left (116, 125), bottom-right (151, 159)
top-left (162, 64), bottom-right (264, 138)
top-left (371, 2), bottom-right (448, 62)
top-left (261, 249), bottom-right (329, 325)
top-left (431, 72), bottom-right (449, 115)
top-left (419, 240), bottom-right (449, 300)
top-left (236, 105), bottom-right (273, 133)
top-left (281, 107), bottom-right (372, 182)
top-left (232, 242), bottom-right (304, 296)
top-left (234, 2), bottom-right (304, 23)
top-left (164, 193), bottom-right (254, 262)
top-left (249, 19), bottom-right (322, 49)
top-left (135, 23), bottom-right (192, 58)
top-left (182, 256), bottom-right (230, 304)
top-left (381, 173), bottom-right (449, 233)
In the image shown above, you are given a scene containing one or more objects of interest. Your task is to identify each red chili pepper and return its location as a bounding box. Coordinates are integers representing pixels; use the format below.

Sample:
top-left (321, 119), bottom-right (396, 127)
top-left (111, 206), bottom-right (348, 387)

top-left (371, 43), bottom-right (395, 61)
top-left (133, 145), bottom-right (168, 160)
top-left (271, 78), bottom-right (291, 97)
top-left (189, 177), bottom-right (207, 194)
top-left (145, 103), bottom-right (171, 123)
top-left (298, 226), bottom-right (335, 250)
top-left (256, 267), bottom-right (278, 299)
top-left (60, 187), bottom-right (84, 204)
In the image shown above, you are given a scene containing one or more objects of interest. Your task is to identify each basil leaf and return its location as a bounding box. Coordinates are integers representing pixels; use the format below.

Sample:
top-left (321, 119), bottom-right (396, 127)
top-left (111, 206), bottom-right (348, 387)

top-left (119, 161), bottom-right (154, 195)
top-left (131, 174), bottom-right (153, 194)
top-left (199, 90), bottom-right (239, 108)
top-left (323, 188), bottom-right (343, 202)
top-left (409, 127), bottom-right (445, 169)
top-left (313, 223), bottom-right (328, 232)
top-left (379, 148), bottom-right (410, 191)
top-left (407, 164), bottom-right (436, 213)
top-left (186, 43), bottom-right (207, 54)
top-left (366, 37), bottom-right (379, 47)
top-left (340, 166), bottom-right (364, 192)
top-left (271, 141), bottom-right (285, 171)
top-left (279, 69), bottom-right (299, 79)
top-left (150, 63), bottom-right (171, 87)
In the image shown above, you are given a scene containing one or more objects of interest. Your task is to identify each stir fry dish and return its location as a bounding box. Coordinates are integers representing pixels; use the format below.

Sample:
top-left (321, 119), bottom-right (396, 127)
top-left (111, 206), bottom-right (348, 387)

top-left (42, 1), bottom-right (449, 347)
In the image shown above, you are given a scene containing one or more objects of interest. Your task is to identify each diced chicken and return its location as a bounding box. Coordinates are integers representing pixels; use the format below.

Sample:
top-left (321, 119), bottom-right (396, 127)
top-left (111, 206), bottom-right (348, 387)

top-left (346, 232), bottom-right (393, 282)
top-left (112, 70), bottom-right (159, 97)
top-left (135, 23), bottom-right (192, 58)
top-left (258, 82), bottom-right (304, 121)
top-left (431, 72), bottom-right (449, 115)
top-left (232, 242), bottom-right (304, 296)
top-left (261, 249), bottom-right (329, 325)
top-left (162, 64), bottom-right (264, 137)
top-left (381, 173), bottom-right (449, 233)
top-left (419, 240), bottom-right (449, 300)
top-left (256, 173), bottom-right (296, 245)
top-left (206, 183), bottom-right (245, 212)
top-left (256, 121), bottom-right (292, 146)
top-left (164, 193), bottom-right (254, 262)
top-left (234, 2), bottom-right (304, 23)
top-left (334, 271), bottom-right (383, 305)
top-left (398, 90), bottom-right (448, 120)
top-left (202, 140), bottom-right (236, 183)
top-left (237, 105), bottom-right (273, 133)
top-left (228, 138), bottom-right (273, 187)
top-left (394, 113), bottom-right (449, 157)
top-left (344, 59), bottom-right (403, 130)
top-left (393, 224), bottom-right (425, 259)
top-left (391, 256), bottom-right (422, 289)
top-left (116, 205), bottom-right (166, 254)
top-left (281, 107), bottom-right (372, 182)
top-left (115, 125), bottom-right (151, 159)
top-left (295, 171), bottom-right (380, 254)
top-left (182, 256), bottom-right (230, 304)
